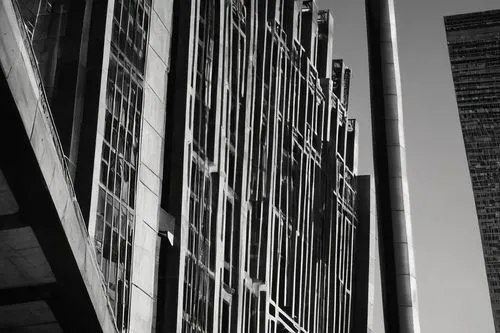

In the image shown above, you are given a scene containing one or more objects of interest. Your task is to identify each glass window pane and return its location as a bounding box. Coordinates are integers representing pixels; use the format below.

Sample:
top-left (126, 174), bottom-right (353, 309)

top-left (100, 160), bottom-right (109, 184)
top-left (103, 223), bottom-right (111, 259)
top-left (105, 112), bottom-right (112, 142)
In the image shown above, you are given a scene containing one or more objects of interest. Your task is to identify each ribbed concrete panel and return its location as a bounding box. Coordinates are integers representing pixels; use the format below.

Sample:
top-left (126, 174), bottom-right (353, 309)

top-left (139, 161), bottom-right (162, 195)
top-left (131, 214), bottom-right (158, 297)
top-left (143, 85), bottom-right (167, 137)
top-left (149, 11), bottom-right (171, 66)
top-left (145, 45), bottom-right (168, 103)
top-left (140, 121), bottom-right (164, 177)
top-left (129, 285), bottom-right (154, 333)
top-left (128, 0), bottom-right (172, 331)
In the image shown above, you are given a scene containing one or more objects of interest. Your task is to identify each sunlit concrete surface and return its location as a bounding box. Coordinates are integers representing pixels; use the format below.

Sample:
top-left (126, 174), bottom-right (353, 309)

top-left (0, 1), bottom-right (118, 331)
top-left (365, 0), bottom-right (421, 331)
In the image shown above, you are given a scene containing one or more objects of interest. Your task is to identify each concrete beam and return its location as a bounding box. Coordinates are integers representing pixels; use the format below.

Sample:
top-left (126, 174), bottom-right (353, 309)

top-left (0, 1), bottom-right (119, 332)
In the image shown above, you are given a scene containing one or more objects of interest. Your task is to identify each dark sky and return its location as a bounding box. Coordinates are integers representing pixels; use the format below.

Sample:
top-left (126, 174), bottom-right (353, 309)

top-left (318, 0), bottom-right (499, 332)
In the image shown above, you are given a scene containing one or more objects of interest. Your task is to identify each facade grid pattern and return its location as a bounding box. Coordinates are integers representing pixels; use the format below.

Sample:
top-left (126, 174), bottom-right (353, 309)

top-left (7, 0), bottom-right (372, 332)
top-left (93, 0), bottom-right (152, 330)
top-left (445, 9), bottom-right (500, 333)
top-left (164, 1), bottom-right (361, 333)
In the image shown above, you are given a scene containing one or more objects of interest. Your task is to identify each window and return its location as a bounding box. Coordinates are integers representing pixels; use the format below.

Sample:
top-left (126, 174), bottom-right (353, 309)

top-left (94, 0), bottom-right (151, 330)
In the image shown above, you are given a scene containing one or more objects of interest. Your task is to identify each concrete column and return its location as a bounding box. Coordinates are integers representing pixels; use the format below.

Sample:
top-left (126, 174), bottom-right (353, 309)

top-left (129, 0), bottom-right (173, 332)
top-left (365, 0), bottom-right (421, 332)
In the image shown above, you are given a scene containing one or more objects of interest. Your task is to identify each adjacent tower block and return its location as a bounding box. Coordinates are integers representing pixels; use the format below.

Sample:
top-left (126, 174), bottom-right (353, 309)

top-left (445, 9), bottom-right (500, 333)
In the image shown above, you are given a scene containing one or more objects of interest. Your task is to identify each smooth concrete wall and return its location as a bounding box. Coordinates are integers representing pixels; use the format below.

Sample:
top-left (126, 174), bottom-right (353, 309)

top-left (86, 0), bottom-right (174, 330)
top-left (129, 0), bottom-right (173, 332)
top-left (0, 1), bottom-right (117, 332)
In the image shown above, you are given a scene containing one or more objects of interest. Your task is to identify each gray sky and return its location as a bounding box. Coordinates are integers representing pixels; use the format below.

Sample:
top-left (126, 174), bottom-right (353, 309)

top-left (318, 0), bottom-right (500, 332)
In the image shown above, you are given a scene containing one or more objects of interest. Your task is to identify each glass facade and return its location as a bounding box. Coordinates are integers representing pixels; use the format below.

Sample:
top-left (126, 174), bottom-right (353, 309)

top-left (17, 0), bottom-right (56, 40)
top-left (94, 0), bottom-right (151, 330)
top-left (1, 0), bottom-right (374, 332)
top-left (183, 2), bottom-right (219, 332)
top-left (165, 1), bottom-right (360, 333)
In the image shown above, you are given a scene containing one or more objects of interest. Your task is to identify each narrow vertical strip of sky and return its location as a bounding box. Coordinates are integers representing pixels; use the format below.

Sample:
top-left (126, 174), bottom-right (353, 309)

top-left (318, 0), bottom-right (499, 332)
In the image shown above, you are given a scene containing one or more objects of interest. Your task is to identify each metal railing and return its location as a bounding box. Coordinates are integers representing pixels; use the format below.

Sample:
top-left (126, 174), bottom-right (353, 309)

top-left (11, 0), bottom-right (85, 234)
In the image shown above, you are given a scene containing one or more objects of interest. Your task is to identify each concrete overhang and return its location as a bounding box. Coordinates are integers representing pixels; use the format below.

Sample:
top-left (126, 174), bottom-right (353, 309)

top-left (0, 1), bottom-right (118, 332)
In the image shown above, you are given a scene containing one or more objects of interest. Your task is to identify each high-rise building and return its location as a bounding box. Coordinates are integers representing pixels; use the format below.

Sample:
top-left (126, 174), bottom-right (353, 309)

top-left (0, 0), bottom-right (373, 332)
top-left (0, 0), bottom-right (173, 332)
top-left (445, 9), bottom-right (500, 333)
top-left (163, 2), bottom-right (370, 332)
